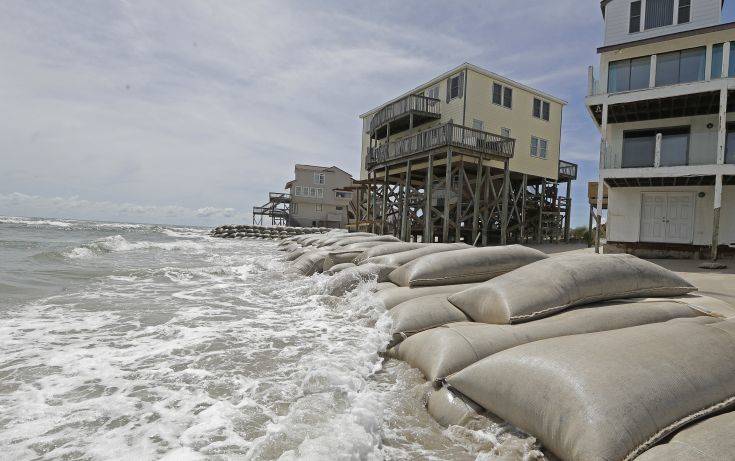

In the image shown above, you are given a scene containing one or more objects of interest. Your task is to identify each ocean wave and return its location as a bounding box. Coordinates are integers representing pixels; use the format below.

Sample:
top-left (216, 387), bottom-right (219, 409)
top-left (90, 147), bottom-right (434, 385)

top-left (0, 216), bottom-right (73, 227)
top-left (62, 235), bottom-right (208, 258)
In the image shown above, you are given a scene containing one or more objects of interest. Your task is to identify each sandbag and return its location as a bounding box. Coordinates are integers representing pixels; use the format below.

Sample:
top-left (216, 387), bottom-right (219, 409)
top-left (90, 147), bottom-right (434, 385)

top-left (427, 386), bottom-right (485, 428)
top-left (341, 241), bottom-right (394, 252)
top-left (291, 250), bottom-right (329, 276)
top-left (448, 254), bottom-right (696, 324)
top-left (391, 296), bottom-right (719, 382)
top-left (446, 317), bottom-right (735, 461)
top-left (324, 262), bottom-right (356, 275)
top-left (389, 245), bottom-right (548, 287)
top-left (354, 242), bottom-right (425, 264)
top-left (323, 263), bottom-right (397, 296)
top-left (322, 250), bottom-right (363, 271)
top-left (363, 243), bottom-right (469, 268)
top-left (285, 247), bottom-right (308, 262)
top-left (636, 410), bottom-right (735, 461)
top-left (332, 235), bottom-right (400, 247)
top-left (377, 283), bottom-right (480, 310)
top-left (373, 281), bottom-right (398, 292)
top-left (388, 294), bottom-right (469, 347)
top-left (316, 233), bottom-right (376, 248)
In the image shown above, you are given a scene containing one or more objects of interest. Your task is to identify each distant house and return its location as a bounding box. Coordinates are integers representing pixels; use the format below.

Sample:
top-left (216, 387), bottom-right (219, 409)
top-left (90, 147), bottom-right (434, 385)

top-left (285, 164), bottom-right (355, 228)
top-left (586, 0), bottom-right (735, 258)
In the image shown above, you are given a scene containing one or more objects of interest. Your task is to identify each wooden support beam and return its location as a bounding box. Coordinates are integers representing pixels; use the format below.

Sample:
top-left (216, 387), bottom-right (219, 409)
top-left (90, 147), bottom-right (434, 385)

top-left (482, 165), bottom-right (491, 247)
top-left (596, 103), bottom-right (608, 254)
top-left (588, 204), bottom-right (594, 248)
top-left (401, 160), bottom-right (412, 241)
top-left (501, 160), bottom-right (510, 245)
top-left (424, 155), bottom-right (434, 243)
top-left (520, 174), bottom-right (527, 243)
top-left (442, 150), bottom-right (452, 242)
top-left (472, 157), bottom-right (482, 244)
top-left (537, 182), bottom-right (545, 244)
top-left (455, 158), bottom-right (464, 242)
top-left (380, 167), bottom-right (389, 235)
top-left (564, 179), bottom-right (572, 242)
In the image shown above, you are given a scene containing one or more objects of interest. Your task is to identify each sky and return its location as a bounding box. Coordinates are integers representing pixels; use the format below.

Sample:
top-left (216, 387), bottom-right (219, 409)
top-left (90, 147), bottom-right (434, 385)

top-left (1, 1), bottom-right (733, 227)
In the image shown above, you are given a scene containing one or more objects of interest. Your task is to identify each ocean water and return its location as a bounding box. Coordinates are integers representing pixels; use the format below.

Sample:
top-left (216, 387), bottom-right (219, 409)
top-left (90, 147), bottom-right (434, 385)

top-left (0, 216), bottom-right (542, 460)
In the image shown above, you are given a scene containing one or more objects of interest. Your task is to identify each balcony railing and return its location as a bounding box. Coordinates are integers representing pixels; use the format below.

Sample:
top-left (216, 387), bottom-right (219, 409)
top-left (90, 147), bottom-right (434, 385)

top-left (269, 192), bottom-right (291, 203)
top-left (558, 160), bottom-right (578, 180)
top-left (369, 94), bottom-right (441, 133)
top-left (366, 122), bottom-right (514, 168)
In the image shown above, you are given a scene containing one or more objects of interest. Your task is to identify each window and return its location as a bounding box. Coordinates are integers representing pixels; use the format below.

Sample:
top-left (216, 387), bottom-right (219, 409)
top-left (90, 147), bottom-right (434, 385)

top-left (492, 83), bottom-right (512, 109)
top-left (726, 123), bottom-right (735, 164)
top-left (655, 47), bottom-right (705, 87)
top-left (492, 83), bottom-right (502, 105)
top-left (425, 85), bottom-right (439, 99)
top-left (678, 0), bottom-right (691, 24)
top-left (730, 43), bottom-right (735, 77)
top-left (294, 185), bottom-right (302, 196)
top-left (501, 127), bottom-right (511, 138)
top-left (712, 44), bottom-right (724, 79)
top-left (315, 204), bottom-right (322, 212)
top-left (645, 0), bottom-right (674, 30)
top-left (629, 1), bottom-right (641, 33)
top-left (336, 206), bottom-right (344, 211)
top-left (316, 188), bottom-right (324, 199)
top-left (622, 127), bottom-right (690, 168)
top-left (659, 127), bottom-right (689, 167)
top-left (530, 137), bottom-right (547, 158)
top-left (447, 73), bottom-right (463, 101)
top-left (622, 130), bottom-right (656, 167)
top-left (503, 87), bottom-right (513, 109)
top-left (314, 172), bottom-right (325, 184)
top-left (336, 191), bottom-right (352, 199)
top-left (608, 56), bottom-right (651, 93)
top-left (472, 119), bottom-right (484, 130)
top-left (291, 203), bottom-right (299, 215)
top-left (533, 98), bottom-right (551, 121)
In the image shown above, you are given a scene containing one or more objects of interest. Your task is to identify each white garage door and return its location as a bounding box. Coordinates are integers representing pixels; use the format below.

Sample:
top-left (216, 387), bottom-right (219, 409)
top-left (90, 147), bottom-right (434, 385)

top-left (640, 192), bottom-right (694, 244)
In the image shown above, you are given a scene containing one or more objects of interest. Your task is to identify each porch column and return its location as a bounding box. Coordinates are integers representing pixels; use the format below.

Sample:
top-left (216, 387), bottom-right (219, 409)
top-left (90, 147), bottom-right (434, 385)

top-left (537, 182), bottom-right (545, 244)
top-left (472, 157), bottom-right (482, 245)
top-left (588, 204), bottom-right (594, 248)
top-left (381, 168), bottom-right (389, 235)
top-left (712, 86), bottom-right (728, 260)
top-left (519, 174), bottom-right (527, 243)
top-left (596, 102), bottom-right (608, 254)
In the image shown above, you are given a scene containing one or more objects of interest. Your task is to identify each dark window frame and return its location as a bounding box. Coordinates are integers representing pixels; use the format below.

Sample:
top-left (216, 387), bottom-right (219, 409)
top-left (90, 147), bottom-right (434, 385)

top-left (654, 46), bottom-right (706, 87)
top-left (629, 1), bottom-right (642, 33)
top-left (622, 126), bottom-right (691, 168)
top-left (607, 55), bottom-right (652, 93)
top-left (492, 83), bottom-right (502, 105)
top-left (678, 0), bottom-right (691, 24)
top-left (532, 97), bottom-right (551, 121)
top-left (492, 82), bottom-right (513, 109)
top-left (449, 74), bottom-right (461, 100)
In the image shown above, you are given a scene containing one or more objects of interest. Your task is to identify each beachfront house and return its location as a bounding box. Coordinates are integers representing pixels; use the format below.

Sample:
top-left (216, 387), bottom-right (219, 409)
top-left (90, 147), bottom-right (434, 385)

top-left (587, 0), bottom-right (735, 259)
top-left (356, 63), bottom-right (578, 244)
top-left (284, 164), bottom-right (355, 228)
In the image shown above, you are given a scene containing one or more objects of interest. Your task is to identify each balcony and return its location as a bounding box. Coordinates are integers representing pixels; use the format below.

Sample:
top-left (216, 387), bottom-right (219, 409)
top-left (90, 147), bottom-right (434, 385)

top-left (369, 94), bottom-right (441, 140)
top-left (558, 160), bottom-right (578, 180)
top-left (268, 192), bottom-right (291, 203)
top-left (366, 122), bottom-right (514, 168)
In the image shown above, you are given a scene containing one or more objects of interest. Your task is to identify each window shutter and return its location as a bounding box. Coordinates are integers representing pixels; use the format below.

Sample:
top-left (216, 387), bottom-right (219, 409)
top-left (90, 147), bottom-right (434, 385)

top-left (458, 71), bottom-right (465, 98)
top-left (446, 78), bottom-right (451, 103)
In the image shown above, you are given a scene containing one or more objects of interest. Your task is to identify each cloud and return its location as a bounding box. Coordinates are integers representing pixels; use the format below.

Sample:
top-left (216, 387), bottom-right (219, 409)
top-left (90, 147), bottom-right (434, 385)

top-left (0, 192), bottom-right (246, 225)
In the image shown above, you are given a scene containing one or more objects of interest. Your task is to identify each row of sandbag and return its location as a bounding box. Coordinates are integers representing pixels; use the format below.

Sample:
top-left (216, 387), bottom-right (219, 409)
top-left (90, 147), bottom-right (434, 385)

top-left (279, 234), bottom-right (735, 460)
top-left (380, 252), bottom-right (735, 461)
top-left (211, 224), bottom-right (335, 239)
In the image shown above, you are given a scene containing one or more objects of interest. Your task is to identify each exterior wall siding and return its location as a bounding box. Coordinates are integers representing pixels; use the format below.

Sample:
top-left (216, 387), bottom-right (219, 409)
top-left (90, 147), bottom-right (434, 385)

top-left (464, 69), bottom-right (563, 180)
top-left (603, 0), bottom-right (721, 47)
top-left (607, 185), bottom-right (735, 245)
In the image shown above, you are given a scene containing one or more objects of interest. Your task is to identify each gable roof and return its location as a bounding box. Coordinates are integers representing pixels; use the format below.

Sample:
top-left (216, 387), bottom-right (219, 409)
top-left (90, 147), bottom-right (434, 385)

top-left (601, 0), bottom-right (725, 18)
top-left (294, 164), bottom-right (354, 178)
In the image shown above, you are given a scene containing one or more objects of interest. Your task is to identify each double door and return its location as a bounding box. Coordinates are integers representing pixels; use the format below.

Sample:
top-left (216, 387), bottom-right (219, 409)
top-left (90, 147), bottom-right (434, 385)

top-left (640, 192), bottom-right (694, 244)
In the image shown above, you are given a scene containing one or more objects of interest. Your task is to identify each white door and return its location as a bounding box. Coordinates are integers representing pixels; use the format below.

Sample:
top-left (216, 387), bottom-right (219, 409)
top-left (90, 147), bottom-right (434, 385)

top-left (640, 192), bottom-right (694, 244)
top-left (640, 193), bottom-right (668, 242)
top-left (665, 192), bottom-right (694, 243)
